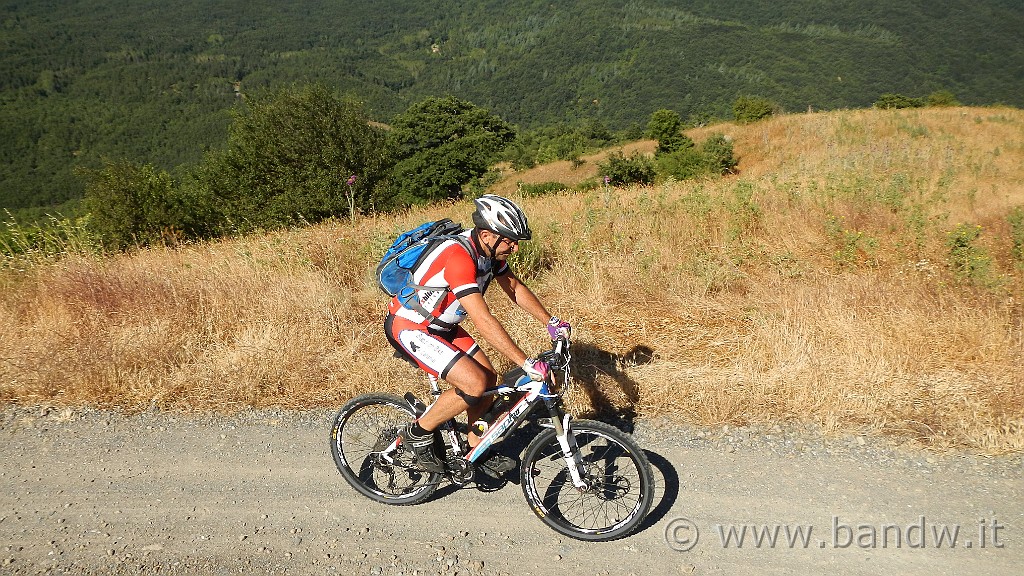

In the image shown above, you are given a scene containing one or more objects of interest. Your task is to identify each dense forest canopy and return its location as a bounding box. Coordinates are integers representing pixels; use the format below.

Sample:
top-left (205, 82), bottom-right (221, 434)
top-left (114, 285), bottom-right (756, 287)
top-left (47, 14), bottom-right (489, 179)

top-left (2, 0), bottom-right (1022, 211)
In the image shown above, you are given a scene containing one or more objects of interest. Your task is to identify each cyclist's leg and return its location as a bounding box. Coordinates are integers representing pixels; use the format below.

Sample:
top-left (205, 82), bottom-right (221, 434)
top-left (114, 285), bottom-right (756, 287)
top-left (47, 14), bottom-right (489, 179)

top-left (416, 355), bottom-right (494, 431)
top-left (385, 316), bottom-right (496, 431)
top-left (448, 328), bottom-right (499, 445)
top-left (441, 329), bottom-right (516, 473)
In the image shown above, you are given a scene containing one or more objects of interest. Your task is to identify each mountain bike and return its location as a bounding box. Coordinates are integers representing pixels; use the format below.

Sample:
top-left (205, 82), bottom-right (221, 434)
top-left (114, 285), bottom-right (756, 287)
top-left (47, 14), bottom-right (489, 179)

top-left (329, 336), bottom-right (655, 541)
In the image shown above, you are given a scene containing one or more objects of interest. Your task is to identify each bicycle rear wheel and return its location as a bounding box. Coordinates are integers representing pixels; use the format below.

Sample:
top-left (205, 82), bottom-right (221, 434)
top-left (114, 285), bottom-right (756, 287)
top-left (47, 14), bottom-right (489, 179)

top-left (330, 393), bottom-right (439, 505)
top-left (521, 419), bottom-right (654, 541)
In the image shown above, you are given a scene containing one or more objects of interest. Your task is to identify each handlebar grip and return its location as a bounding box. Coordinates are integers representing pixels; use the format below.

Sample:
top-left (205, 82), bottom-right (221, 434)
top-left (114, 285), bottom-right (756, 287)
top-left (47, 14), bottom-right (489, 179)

top-left (553, 336), bottom-right (568, 356)
top-left (548, 336), bottom-right (570, 370)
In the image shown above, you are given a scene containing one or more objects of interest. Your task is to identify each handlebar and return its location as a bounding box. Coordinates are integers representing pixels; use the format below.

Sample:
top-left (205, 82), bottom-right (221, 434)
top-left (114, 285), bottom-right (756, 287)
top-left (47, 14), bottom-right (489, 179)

top-left (540, 335), bottom-right (571, 372)
top-left (498, 336), bottom-right (571, 390)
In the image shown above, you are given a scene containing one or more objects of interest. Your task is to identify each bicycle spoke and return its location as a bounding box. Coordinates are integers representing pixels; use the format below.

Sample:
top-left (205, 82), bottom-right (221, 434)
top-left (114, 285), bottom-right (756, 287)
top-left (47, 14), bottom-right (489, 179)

top-left (523, 422), bottom-right (652, 539)
top-left (331, 394), bottom-right (439, 505)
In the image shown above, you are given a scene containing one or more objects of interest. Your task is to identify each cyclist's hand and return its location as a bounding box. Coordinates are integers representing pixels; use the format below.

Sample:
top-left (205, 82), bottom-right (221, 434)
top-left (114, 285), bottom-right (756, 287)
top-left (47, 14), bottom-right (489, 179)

top-left (547, 316), bottom-right (571, 340)
top-left (522, 358), bottom-right (550, 381)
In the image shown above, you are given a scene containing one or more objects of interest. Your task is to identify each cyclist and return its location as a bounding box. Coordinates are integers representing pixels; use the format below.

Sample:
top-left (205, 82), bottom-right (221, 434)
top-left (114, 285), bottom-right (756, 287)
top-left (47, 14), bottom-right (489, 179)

top-left (384, 194), bottom-right (571, 475)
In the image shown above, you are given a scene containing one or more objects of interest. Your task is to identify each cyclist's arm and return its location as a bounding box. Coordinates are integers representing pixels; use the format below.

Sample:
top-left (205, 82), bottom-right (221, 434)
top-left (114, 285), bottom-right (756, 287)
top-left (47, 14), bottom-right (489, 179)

top-left (458, 292), bottom-right (529, 365)
top-left (495, 271), bottom-right (552, 326)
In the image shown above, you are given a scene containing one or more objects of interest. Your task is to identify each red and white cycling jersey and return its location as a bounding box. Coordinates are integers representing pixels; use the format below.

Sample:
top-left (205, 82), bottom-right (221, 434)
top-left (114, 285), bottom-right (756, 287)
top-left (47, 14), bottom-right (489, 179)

top-left (386, 230), bottom-right (508, 329)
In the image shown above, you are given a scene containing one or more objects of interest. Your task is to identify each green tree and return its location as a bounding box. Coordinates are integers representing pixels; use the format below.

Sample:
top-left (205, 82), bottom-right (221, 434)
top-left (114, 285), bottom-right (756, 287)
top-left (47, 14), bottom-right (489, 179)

top-left (81, 160), bottom-right (213, 250)
top-left (504, 141), bottom-right (538, 171)
top-left (5, 0), bottom-right (1024, 213)
top-left (647, 109), bottom-right (694, 154)
top-left (387, 96), bottom-right (515, 207)
top-left (732, 96), bottom-right (777, 124)
top-left (581, 117), bottom-right (614, 143)
top-left (203, 85), bottom-right (392, 230)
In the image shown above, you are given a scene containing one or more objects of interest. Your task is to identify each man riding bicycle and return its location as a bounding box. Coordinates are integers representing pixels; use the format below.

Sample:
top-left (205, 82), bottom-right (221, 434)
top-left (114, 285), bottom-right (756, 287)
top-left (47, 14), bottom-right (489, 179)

top-left (384, 194), bottom-right (571, 475)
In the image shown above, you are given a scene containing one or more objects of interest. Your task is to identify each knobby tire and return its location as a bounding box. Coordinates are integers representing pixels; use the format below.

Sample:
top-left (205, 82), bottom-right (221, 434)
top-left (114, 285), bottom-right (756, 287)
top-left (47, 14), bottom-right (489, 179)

top-left (520, 419), bottom-right (654, 541)
top-left (330, 393), bottom-right (440, 506)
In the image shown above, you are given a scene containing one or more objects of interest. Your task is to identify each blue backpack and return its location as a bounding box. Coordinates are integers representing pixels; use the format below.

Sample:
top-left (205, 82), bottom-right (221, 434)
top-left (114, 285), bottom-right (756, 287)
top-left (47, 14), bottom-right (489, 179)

top-left (376, 219), bottom-right (472, 321)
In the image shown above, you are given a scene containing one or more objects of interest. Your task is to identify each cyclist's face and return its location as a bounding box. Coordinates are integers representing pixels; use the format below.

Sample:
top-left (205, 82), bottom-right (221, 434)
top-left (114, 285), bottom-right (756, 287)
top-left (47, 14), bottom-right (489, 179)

top-left (482, 230), bottom-right (518, 258)
top-left (496, 236), bottom-right (519, 255)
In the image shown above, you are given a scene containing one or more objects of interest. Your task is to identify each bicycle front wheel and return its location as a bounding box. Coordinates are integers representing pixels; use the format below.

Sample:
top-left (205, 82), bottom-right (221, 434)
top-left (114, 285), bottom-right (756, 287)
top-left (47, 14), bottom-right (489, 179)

top-left (521, 419), bottom-right (654, 541)
top-left (329, 393), bottom-right (439, 505)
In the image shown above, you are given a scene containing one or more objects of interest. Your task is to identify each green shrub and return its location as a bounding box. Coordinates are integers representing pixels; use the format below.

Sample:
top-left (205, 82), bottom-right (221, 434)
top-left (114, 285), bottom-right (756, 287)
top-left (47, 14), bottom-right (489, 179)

top-left (574, 177), bottom-right (602, 192)
top-left (825, 215), bottom-right (877, 268)
top-left (874, 91), bottom-right (960, 110)
top-left (874, 93), bottom-right (925, 109)
top-left (656, 148), bottom-right (707, 180)
top-left (927, 89), bottom-right (961, 107)
top-left (946, 223), bottom-right (994, 284)
top-left (81, 160), bottom-right (217, 250)
top-left (732, 95), bottom-right (777, 124)
top-left (655, 133), bottom-right (738, 180)
top-left (700, 133), bottom-right (739, 175)
top-left (502, 120), bottom-right (619, 170)
top-left (1008, 206), bottom-right (1024, 265)
top-left (1, 210), bottom-right (96, 263)
top-left (203, 84), bottom-right (393, 224)
top-left (519, 181), bottom-right (570, 196)
top-left (597, 151), bottom-right (656, 186)
top-left (647, 109), bottom-right (694, 154)
top-left (505, 142), bottom-right (537, 171)
top-left (726, 180), bottom-right (762, 239)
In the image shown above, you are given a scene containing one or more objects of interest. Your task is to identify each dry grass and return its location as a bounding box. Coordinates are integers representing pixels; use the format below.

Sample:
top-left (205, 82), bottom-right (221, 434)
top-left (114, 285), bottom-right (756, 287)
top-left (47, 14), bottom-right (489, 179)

top-left (2, 107), bottom-right (1022, 453)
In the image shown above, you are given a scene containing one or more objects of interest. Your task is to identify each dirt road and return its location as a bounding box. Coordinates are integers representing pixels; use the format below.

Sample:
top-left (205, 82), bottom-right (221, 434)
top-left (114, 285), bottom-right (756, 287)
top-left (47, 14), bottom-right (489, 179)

top-left (1, 407), bottom-right (1021, 575)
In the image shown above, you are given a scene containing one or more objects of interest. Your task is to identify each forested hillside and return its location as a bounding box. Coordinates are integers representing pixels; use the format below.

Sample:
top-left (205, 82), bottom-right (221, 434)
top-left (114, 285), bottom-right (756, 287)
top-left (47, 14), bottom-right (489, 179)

top-left (2, 0), bottom-right (1023, 211)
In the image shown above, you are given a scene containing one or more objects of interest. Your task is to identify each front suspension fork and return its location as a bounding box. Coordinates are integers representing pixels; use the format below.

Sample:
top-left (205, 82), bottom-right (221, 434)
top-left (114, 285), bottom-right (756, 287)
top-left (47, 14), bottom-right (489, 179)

top-left (547, 407), bottom-right (589, 489)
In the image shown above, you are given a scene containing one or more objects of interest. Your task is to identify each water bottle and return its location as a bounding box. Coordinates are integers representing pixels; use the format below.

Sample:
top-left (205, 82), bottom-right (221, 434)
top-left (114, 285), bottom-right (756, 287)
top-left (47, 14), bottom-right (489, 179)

top-left (470, 392), bottom-right (516, 436)
top-left (471, 419), bottom-right (489, 436)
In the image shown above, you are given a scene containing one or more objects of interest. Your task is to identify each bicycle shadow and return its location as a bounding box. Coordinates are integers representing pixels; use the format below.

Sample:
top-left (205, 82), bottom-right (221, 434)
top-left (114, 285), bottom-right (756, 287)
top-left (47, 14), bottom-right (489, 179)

top-left (466, 343), bottom-right (679, 534)
top-left (639, 449), bottom-right (680, 531)
top-left (466, 430), bottom-right (680, 537)
top-left (568, 342), bottom-right (680, 530)
top-left (566, 342), bottom-right (654, 433)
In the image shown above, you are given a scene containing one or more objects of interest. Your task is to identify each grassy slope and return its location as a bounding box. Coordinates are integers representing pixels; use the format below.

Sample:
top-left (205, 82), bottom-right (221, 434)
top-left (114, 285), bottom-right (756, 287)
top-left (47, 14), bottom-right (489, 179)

top-left (1, 107), bottom-right (1022, 452)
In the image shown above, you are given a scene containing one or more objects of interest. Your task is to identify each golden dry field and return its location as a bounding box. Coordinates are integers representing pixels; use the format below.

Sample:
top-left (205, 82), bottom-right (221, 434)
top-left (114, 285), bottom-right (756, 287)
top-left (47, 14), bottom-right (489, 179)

top-left (2, 107), bottom-right (1022, 452)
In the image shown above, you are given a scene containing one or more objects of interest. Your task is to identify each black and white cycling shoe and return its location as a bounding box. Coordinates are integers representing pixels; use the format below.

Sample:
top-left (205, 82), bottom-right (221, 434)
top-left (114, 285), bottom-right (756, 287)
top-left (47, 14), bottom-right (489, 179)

top-left (398, 424), bottom-right (445, 473)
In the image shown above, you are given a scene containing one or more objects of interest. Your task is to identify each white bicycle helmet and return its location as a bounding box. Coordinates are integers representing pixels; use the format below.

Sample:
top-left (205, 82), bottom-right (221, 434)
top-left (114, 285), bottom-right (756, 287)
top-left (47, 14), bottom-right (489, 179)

top-left (472, 194), bottom-right (532, 241)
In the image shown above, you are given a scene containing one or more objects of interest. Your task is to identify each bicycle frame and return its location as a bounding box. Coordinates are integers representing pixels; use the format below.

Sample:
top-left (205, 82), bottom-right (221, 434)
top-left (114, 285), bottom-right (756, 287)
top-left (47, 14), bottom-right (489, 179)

top-left (382, 337), bottom-right (589, 488)
top-left (331, 334), bottom-right (654, 540)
